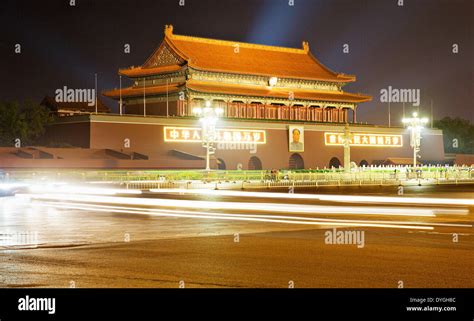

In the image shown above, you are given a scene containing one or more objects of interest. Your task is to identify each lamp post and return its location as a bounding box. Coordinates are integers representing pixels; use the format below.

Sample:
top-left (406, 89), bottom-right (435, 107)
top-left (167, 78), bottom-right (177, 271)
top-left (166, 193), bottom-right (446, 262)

top-left (193, 100), bottom-right (224, 171)
top-left (341, 123), bottom-right (353, 173)
top-left (402, 112), bottom-right (429, 168)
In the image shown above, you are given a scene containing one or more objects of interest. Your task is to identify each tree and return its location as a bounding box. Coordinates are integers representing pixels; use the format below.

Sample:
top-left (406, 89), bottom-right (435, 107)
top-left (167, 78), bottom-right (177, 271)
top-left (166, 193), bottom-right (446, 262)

top-left (434, 117), bottom-right (474, 154)
top-left (0, 100), bottom-right (50, 147)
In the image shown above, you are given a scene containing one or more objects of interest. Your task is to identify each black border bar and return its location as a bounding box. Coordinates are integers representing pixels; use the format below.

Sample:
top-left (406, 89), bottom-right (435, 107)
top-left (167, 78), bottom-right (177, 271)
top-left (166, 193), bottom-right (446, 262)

top-left (0, 288), bottom-right (472, 321)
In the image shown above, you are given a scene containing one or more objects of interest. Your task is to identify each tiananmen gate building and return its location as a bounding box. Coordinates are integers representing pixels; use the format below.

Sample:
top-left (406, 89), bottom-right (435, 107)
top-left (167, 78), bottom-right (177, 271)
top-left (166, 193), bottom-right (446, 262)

top-left (1, 25), bottom-right (446, 169)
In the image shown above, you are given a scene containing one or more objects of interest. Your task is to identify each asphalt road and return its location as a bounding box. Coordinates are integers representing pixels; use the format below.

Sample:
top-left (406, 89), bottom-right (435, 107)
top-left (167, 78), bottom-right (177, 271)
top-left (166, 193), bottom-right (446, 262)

top-left (0, 185), bottom-right (472, 288)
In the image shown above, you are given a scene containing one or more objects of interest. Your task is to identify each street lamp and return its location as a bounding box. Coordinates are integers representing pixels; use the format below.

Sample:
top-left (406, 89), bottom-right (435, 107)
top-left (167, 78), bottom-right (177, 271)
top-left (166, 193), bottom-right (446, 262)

top-left (402, 112), bottom-right (429, 168)
top-left (341, 123), bottom-right (353, 173)
top-left (193, 100), bottom-right (224, 171)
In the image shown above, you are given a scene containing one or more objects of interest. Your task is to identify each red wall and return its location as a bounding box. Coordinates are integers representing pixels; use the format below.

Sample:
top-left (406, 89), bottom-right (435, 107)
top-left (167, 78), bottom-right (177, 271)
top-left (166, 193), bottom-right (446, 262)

top-left (5, 115), bottom-right (446, 170)
top-left (42, 122), bottom-right (90, 148)
top-left (87, 118), bottom-right (445, 170)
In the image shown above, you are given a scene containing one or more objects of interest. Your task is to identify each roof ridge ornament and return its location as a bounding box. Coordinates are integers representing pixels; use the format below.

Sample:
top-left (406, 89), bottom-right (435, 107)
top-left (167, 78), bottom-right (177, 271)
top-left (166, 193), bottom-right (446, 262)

top-left (302, 41), bottom-right (309, 53)
top-left (165, 24), bottom-right (174, 38)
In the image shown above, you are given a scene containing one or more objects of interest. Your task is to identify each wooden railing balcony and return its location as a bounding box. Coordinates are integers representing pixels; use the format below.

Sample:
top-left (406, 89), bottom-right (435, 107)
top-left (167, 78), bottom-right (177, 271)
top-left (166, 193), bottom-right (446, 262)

top-left (187, 101), bottom-right (351, 123)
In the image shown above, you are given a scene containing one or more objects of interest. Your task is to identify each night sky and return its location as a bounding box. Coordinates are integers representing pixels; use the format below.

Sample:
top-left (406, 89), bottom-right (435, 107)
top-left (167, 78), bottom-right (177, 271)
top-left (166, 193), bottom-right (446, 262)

top-left (1, 0), bottom-right (472, 125)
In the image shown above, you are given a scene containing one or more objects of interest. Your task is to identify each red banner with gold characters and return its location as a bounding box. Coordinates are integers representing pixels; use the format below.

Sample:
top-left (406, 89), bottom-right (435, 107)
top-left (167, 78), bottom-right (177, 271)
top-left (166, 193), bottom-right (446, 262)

top-left (324, 132), bottom-right (403, 147)
top-left (164, 127), bottom-right (266, 144)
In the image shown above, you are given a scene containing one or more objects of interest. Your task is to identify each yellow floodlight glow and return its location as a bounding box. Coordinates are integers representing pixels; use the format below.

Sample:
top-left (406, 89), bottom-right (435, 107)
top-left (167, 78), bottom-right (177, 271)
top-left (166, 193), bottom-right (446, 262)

top-left (268, 76), bottom-right (278, 87)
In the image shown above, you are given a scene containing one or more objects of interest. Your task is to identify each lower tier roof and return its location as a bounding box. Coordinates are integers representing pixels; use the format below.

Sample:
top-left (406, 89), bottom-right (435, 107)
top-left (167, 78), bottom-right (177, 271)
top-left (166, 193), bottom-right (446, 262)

top-left (103, 80), bottom-right (371, 104)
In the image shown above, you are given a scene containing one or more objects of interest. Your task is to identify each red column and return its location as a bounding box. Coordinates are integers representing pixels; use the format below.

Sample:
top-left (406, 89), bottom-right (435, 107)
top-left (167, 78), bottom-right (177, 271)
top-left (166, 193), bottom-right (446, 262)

top-left (353, 107), bottom-right (357, 123)
top-left (178, 99), bottom-right (184, 116)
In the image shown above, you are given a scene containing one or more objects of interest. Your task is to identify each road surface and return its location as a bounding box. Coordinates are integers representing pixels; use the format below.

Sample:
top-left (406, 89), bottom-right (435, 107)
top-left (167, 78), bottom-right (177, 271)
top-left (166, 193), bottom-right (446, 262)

top-left (0, 184), bottom-right (472, 288)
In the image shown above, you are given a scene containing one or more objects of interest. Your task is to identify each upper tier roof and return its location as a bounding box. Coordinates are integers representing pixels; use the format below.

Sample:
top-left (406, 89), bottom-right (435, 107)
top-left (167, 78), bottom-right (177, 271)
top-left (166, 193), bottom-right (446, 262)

top-left (102, 80), bottom-right (371, 104)
top-left (120, 25), bottom-right (356, 83)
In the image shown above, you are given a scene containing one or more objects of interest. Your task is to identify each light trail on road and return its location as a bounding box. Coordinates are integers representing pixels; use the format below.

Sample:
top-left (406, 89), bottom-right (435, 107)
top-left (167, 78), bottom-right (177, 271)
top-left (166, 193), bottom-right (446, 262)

top-left (21, 193), bottom-right (442, 217)
top-left (149, 189), bottom-right (474, 207)
top-left (34, 200), bottom-right (436, 230)
top-left (28, 184), bottom-right (143, 195)
top-left (35, 200), bottom-right (474, 229)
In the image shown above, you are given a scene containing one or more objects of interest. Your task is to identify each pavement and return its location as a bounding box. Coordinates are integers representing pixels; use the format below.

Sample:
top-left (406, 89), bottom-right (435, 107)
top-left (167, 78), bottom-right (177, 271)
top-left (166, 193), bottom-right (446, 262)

top-left (0, 184), bottom-right (472, 288)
